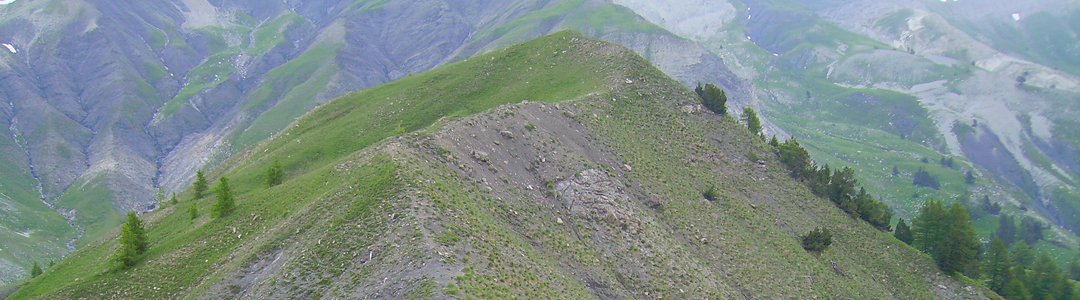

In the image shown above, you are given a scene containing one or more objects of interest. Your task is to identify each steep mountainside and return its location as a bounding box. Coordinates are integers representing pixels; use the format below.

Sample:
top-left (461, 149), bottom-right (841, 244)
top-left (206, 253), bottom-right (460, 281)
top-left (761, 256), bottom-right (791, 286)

top-left (0, 0), bottom-right (750, 284)
top-left (613, 0), bottom-right (1080, 268)
top-left (7, 31), bottom-right (983, 300)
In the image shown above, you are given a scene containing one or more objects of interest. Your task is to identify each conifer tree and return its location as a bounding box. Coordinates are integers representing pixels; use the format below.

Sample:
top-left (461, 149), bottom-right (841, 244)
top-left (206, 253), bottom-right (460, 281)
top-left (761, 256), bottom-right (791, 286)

top-left (266, 157), bottom-right (285, 187)
top-left (210, 177), bottom-right (235, 218)
top-left (29, 261), bottom-right (42, 278)
top-left (800, 227), bottom-right (833, 252)
top-left (913, 199), bottom-right (948, 258)
top-left (894, 218), bottom-right (913, 245)
top-left (1013, 240), bottom-right (1037, 268)
top-left (696, 83), bottom-right (728, 116)
top-left (1003, 279), bottom-right (1034, 300)
top-left (769, 135), bottom-right (779, 148)
top-left (998, 214), bottom-right (1018, 245)
top-left (778, 138), bottom-right (813, 179)
top-left (193, 170), bottom-right (209, 199)
top-left (1030, 254), bottom-right (1064, 300)
top-left (170, 193), bottom-right (178, 206)
top-left (1020, 217), bottom-right (1046, 245)
top-left (966, 170), bottom-right (976, 184)
top-left (986, 237), bottom-right (1012, 293)
top-left (913, 199), bottom-right (980, 275)
top-left (742, 107), bottom-right (762, 137)
top-left (941, 202), bottom-right (981, 276)
top-left (115, 211), bottom-right (149, 267)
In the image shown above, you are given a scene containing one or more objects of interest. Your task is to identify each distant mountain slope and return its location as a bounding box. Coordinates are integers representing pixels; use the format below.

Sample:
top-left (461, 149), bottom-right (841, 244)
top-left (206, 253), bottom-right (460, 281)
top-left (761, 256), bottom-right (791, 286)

top-left (7, 31), bottom-right (983, 300)
top-left (613, 0), bottom-right (1080, 269)
top-left (0, 0), bottom-right (749, 284)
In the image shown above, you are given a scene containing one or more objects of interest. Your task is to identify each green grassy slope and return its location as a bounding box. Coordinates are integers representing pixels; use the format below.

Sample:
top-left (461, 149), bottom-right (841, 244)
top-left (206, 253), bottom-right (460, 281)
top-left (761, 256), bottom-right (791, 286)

top-left (0, 131), bottom-right (76, 283)
top-left (8, 31), bottom-right (982, 299)
top-left (6, 30), bottom-right (608, 299)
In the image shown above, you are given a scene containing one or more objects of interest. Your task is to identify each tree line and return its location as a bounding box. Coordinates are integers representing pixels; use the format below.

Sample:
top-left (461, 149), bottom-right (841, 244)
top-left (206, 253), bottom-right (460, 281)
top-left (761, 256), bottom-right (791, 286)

top-left (775, 138), bottom-right (893, 230)
top-left (697, 83), bottom-right (1079, 299)
top-left (895, 195), bottom-right (1078, 300)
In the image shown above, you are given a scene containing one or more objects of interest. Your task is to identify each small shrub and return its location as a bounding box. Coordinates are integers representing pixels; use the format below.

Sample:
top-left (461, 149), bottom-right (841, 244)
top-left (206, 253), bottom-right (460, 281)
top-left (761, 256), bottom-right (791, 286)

top-left (703, 186), bottom-right (721, 201)
top-left (801, 227), bottom-right (833, 252)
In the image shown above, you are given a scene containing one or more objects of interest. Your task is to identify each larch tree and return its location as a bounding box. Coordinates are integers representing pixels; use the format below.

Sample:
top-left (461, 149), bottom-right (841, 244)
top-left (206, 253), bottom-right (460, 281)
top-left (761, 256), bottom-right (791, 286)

top-left (193, 170), bottom-right (209, 199)
top-left (115, 211), bottom-right (149, 267)
top-left (210, 177), bottom-right (235, 218)
top-left (1013, 240), bottom-right (1036, 268)
top-left (985, 237), bottom-right (1012, 294)
top-left (742, 106), bottom-right (762, 137)
top-left (29, 261), bottom-right (42, 278)
top-left (266, 157), bottom-right (285, 188)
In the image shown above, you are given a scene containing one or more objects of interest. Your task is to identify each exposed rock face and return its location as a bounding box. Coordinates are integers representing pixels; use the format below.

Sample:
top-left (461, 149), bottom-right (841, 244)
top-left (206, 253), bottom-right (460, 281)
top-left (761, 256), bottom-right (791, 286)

top-left (556, 169), bottom-right (639, 228)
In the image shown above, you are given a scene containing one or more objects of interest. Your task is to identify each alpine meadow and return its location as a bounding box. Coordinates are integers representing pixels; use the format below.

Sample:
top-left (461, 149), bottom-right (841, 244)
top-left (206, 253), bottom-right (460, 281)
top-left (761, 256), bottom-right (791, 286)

top-left (2, 0), bottom-right (1080, 299)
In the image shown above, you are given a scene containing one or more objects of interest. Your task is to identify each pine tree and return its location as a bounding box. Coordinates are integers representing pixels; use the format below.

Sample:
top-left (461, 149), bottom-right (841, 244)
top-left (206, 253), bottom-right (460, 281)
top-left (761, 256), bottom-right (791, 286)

top-left (894, 218), bottom-right (913, 245)
top-left (965, 170), bottom-right (976, 184)
top-left (742, 107), bottom-right (762, 136)
top-left (266, 157), bottom-right (285, 188)
top-left (998, 214), bottom-right (1018, 245)
top-left (115, 211), bottom-right (149, 267)
top-left (29, 261), bottom-right (42, 278)
top-left (769, 135), bottom-right (779, 148)
top-left (170, 193), bottom-right (178, 205)
top-left (778, 138), bottom-right (813, 180)
top-left (1013, 240), bottom-right (1037, 268)
top-left (986, 237), bottom-right (1012, 293)
top-left (893, 166), bottom-right (900, 176)
top-left (800, 227), bottom-right (833, 252)
top-left (193, 170), bottom-right (209, 199)
top-left (210, 177), bottom-right (235, 218)
top-left (696, 83), bottom-right (728, 116)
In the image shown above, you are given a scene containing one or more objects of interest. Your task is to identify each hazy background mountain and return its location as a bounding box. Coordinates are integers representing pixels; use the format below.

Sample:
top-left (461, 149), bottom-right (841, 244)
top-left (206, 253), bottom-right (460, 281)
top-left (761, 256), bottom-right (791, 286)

top-left (610, 0), bottom-right (1080, 266)
top-left (0, 0), bottom-right (1078, 288)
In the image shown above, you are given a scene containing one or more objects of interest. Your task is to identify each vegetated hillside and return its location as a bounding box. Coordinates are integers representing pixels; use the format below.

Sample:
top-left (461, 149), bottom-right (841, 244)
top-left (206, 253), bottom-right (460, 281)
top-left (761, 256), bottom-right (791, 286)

top-left (0, 0), bottom-right (751, 283)
top-left (7, 32), bottom-right (983, 299)
top-left (614, 0), bottom-right (1080, 269)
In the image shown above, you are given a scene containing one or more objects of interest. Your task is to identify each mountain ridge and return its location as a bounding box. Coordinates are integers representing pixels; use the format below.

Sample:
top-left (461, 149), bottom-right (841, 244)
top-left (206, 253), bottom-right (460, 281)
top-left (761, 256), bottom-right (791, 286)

top-left (6, 30), bottom-right (985, 300)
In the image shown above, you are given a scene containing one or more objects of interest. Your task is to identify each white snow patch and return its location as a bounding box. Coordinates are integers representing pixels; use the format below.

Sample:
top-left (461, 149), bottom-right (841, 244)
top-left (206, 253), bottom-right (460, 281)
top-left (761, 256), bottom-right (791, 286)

top-left (1012, 13), bottom-right (1021, 21)
top-left (16, 230), bottom-right (30, 238)
top-left (1, 43), bottom-right (15, 53)
top-left (0, 0), bottom-right (16, 5)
